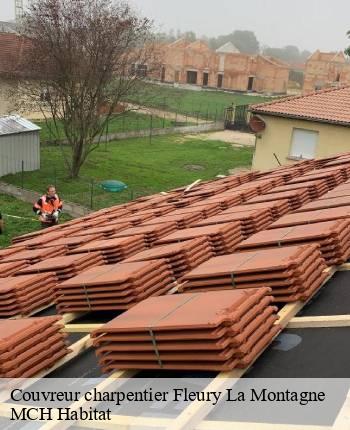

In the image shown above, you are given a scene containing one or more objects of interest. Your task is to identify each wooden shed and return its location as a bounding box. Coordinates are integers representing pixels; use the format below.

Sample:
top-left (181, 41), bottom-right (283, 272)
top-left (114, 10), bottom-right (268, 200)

top-left (0, 115), bottom-right (41, 177)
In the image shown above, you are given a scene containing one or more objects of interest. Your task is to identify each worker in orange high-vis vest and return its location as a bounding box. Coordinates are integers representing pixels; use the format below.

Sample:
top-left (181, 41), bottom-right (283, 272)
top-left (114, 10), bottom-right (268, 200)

top-left (33, 185), bottom-right (63, 228)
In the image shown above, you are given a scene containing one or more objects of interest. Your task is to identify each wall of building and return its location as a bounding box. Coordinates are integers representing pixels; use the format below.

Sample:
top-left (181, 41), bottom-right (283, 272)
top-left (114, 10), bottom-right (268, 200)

top-left (252, 115), bottom-right (350, 171)
top-left (0, 78), bottom-right (14, 115)
top-left (157, 40), bottom-right (289, 94)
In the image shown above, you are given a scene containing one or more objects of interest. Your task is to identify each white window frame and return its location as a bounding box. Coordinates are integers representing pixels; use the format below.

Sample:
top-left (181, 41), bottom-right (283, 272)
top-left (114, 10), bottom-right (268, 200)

top-left (289, 128), bottom-right (319, 160)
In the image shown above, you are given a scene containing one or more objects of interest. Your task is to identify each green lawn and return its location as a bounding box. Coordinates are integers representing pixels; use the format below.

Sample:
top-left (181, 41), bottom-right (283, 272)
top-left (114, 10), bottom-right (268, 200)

top-left (126, 82), bottom-right (274, 120)
top-left (35, 111), bottom-right (186, 142)
top-left (0, 194), bottom-right (71, 247)
top-left (3, 134), bottom-right (254, 210)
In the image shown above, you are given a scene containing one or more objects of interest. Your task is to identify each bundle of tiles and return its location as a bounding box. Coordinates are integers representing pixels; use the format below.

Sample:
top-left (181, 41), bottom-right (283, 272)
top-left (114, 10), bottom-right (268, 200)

top-left (39, 233), bottom-right (104, 251)
top-left (246, 189), bottom-right (311, 210)
top-left (223, 200), bottom-right (290, 221)
top-left (111, 222), bottom-right (178, 247)
top-left (319, 166), bottom-right (350, 181)
top-left (236, 219), bottom-right (350, 266)
top-left (156, 222), bottom-right (243, 255)
top-left (0, 261), bottom-right (28, 277)
top-left (169, 202), bottom-right (222, 219)
top-left (69, 236), bottom-right (146, 264)
top-left (167, 195), bottom-right (204, 208)
top-left (287, 170), bottom-right (345, 189)
top-left (0, 246), bottom-right (25, 260)
top-left (0, 317), bottom-right (69, 377)
top-left (17, 252), bottom-right (105, 281)
top-left (124, 237), bottom-right (214, 279)
top-left (70, 222), bottom-right (132, 239)
top-left (318, 181), bottom-right (350, 199)
top-left (268, 207), bottom-right (350, 229)
top-left (141, 211), bottom-right (204, 229)
top-left (106, 212), bottom-right (156, 226)
top-left (91, 289), bottom-right (281, 372)
top-left (0, 246), bottom-right (66, 265)
top-left (194, 208), bottom-right (273, 238)
top-left (266, 179), bottom-right (329, 200)
top-left (132, 206), bottom-right (174, 217)
top-left (180, 244), bottom-right (327, 302)
top-left (295, 195), bottom-right (350, 212)
top-left (0, 273), bottom-right (58, 317)
top-left (204, 193), bottom-right (242, 210)
top-left (54, 259), bottom-right (175, 313)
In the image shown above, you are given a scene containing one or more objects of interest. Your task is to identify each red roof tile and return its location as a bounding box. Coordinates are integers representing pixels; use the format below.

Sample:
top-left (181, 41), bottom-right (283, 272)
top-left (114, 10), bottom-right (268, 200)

top-left (251, 86), bottom-right (350, 126)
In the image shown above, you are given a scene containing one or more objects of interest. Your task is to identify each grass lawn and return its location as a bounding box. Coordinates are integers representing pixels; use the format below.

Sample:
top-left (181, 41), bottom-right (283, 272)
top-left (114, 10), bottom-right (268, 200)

top-left (35, 111), bottom-right (186, 142)
top-left (126, 82), bottom-right (274, 120)
top-left (0, 194), bottom-right (71, 247)
top-left (3, 134), bottom-right (254, 210)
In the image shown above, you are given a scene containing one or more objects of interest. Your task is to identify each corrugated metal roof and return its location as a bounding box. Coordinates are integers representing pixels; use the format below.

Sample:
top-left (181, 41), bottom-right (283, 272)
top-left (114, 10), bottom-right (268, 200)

top-left (0, 116), bottom-right (41, 136)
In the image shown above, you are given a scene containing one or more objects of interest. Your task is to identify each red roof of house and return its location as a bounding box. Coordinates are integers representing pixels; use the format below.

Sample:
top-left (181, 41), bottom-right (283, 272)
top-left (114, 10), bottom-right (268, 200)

top-left (250, 86), bottom-right (350, 126)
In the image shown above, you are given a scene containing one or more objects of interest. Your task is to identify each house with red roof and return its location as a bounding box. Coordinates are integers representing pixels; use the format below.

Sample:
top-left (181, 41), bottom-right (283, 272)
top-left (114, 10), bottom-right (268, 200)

top-left (250, 86), bottom-right (350, 170)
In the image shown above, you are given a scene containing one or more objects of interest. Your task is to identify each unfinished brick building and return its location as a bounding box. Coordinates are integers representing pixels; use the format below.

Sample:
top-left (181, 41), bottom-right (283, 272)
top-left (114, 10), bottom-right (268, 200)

top-left (155, 39), bottom-right (290, 95)
top-left (303, 50), bottom-right (350, 93)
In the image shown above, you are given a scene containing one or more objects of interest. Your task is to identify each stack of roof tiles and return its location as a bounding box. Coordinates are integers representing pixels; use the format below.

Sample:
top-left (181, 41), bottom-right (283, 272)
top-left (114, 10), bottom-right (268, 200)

top-left (69, 236), bottom-right (146, 264)
top-left (0, 273), bottom-right (58, 317)
top-left (54, 260), bottom-right (175, 312)
top-left (237, 219), bottom-right (350, 266)
top-left (246, 189), bottom-right (311, 210)
top-left (180, 245), bottom-right (327, 302)
top-left (16, 252), bottom-right (105, 281)
top-left (286, 170), bottom-right (345, 189)
top-left (124, 238), bottom-right (214, 279)
top-left (156, 222), bottom-right (243, 255)
top-left (204, 193), bottom-right (242, 209)
top-left (223, 201), bottom-right (290, 220)
top-left (194, 208), bottom-right (273, 238)
top-left (91, 289), bottom-right (281, 372)
top-left (0, 261), bottom-right (28, 277)
top-left (69, 222), bottom-right (132, 239)
top-left (295, 195), bottom-right (350, 212)
top-left (141, 211), bottom-right (204, 229)
top-left (268, 207), bottom-right (350, 229)
top-left (0, 246), bottom-right (66, 265)
top-left (0, 317), bottom-right (69, 377)
top-left (266, 179), bottom-right (329, 200)
top-left (168, 202), bottom-right (222, 218)
top-left (39, 233), bottom-right (104, 251)
top-left (111, 222), bottom-right (178, 247)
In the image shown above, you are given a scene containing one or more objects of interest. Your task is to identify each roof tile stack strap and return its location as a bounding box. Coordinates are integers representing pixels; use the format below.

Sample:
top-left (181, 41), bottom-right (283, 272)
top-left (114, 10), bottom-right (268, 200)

top-left (204, 193), bottom-right (242, 210)
top-left (236, 219), bottom-right (350, 266)
top-left (54, 259), bottom-right (175, 313)
top-left (141, 211), bottom-right (204, 229)
top-left (194, 209), bottom-right (273, 238)
top-left (124, 237), bottom-right (214, 279)
top-left (295, 196), bottom-right (350, 212)
top-left (0, 273), bottom-right (58, 317)
top-left (268, 207), bottom-right (350, 229)
top-left (223, 200), bottom-right (291, 220)
top-left (0, 317), bottom-right (69, 377)
top-left (0, 245), bottom-right (67, 265)
top-left (103, 213), bottom-right (155, 227)
top-left (246, 189), bottom-right (311, 210)
top-left (266, 179), bottom-right (329, 200)
top-left (39, 233), bottom-right (105, 250)
top-left (70, 222), bottom-right (132, 238)
top-left (0, 261), bottom-right (28, 277)
top-left (17, 252), bottom-right (105, 281)
top-left (168, 202), bottom-right (223, 218)
top-left (91, 289), bottom-right (281, 372)
top-left (68, 236), bottom-right (146, 264)
top-left (287, 170), bottom-right (345, 189)
top-left (111, 222), bottom-right (178, 248)
top-left (180, 245), bottom-right (327, 303)
top-left (156, 222), bottom-right (243, 255)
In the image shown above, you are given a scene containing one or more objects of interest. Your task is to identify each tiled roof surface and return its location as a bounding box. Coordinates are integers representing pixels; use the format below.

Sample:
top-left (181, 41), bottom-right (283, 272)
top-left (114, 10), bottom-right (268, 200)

top-left (251, 86), bottom-right (350, 126)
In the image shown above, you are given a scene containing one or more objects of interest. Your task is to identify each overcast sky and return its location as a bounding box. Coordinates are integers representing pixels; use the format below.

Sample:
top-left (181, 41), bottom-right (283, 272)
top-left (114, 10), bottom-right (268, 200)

top-left (1, 0), bottom-right (350, 52)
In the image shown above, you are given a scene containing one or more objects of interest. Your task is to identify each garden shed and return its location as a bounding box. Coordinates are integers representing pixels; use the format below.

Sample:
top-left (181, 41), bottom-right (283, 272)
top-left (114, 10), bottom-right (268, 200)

top-left (0, 115), bottom-right (41, 177)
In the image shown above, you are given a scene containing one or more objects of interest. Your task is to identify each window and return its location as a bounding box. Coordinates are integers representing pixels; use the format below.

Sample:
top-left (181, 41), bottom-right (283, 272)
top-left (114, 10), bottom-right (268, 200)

top-left (202, 72), bottom-right (209, 86)
top-left (187, 70), bottom-right (198, 84)
top-left (289, 128), bottom-right (318, 159)
top-left (217, 74), bottom-right (223, 88)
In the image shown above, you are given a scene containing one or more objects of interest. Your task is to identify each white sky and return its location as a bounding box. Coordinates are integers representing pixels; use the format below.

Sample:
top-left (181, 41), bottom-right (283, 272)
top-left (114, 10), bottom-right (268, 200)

top-left (1, 0), bottom-right (350, 52)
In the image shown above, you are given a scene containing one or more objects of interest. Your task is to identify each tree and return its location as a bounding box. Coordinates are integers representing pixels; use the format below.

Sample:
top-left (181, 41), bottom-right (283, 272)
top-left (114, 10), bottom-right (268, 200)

top-left (345, 30), bottom-right (350, 56)
top-left (12, 0), bottom-right (154, 178)
top-left (207, 30), bottom-right (259, 54)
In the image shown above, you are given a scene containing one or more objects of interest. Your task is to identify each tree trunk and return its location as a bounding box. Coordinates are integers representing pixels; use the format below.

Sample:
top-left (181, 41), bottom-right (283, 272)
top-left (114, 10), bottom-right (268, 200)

top-left (70, 141), bottom-right (84, 178)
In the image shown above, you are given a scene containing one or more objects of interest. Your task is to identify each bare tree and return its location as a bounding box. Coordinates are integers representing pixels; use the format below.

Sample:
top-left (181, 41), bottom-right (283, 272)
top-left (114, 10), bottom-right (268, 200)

top-left (12, 0), bottom-right (156, 178)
